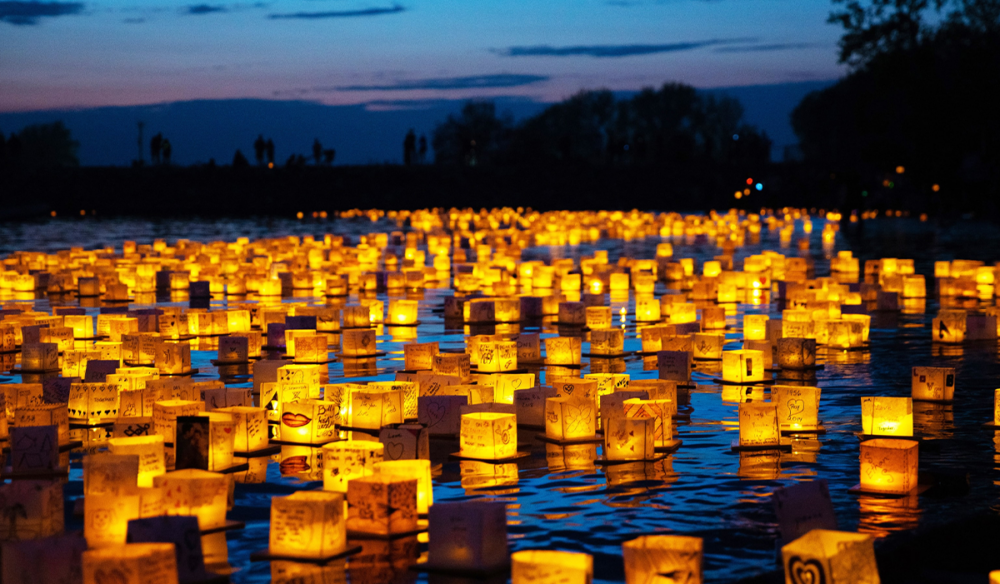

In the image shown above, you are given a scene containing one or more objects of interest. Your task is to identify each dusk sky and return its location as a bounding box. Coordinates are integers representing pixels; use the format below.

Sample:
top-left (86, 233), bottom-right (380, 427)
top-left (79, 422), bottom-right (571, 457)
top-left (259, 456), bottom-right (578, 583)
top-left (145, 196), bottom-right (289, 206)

top-left (2, 0), bottom-right (845, 113)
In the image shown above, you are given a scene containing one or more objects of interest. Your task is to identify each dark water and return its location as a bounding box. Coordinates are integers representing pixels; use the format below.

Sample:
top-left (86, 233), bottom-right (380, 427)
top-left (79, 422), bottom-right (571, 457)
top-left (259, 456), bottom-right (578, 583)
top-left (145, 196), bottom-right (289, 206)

top-left (2, 215), bottom-right (1000, 582)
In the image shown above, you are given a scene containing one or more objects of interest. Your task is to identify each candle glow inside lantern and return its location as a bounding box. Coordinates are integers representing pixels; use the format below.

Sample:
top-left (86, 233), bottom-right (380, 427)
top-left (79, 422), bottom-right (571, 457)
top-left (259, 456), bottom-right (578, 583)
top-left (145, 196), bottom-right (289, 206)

top-left (403, 341), bottom-right (438, 370)
top-left (108, 435), bottom-right (166, 487)
top-left (545, 396), bottom-right (597, 440)
top-left (777, 338), bottom-right (817, 369)
top-left (545, 336), bottom-right (582, 366)
top-left (21, 342), bottom-right (58, 371)
top-left (826, 320), bottom-right (864, 349)
top-left (388, 299), bottom-right (419, 325)
top-left (217, 335), bottom-right (250, 363)
top-left (622, 535), bottom-right (702, 584)
top-left (279, 399), bottom-right (337, 444)
top-left (427, 500), bottom-right (509, 572)
top-left (911, 366), bottom-right (956, 401)
top-left (590, 328), bottom-right (625, 356)
top-left (603, 417), bottom-right (655, 460)
top-left (722, 350), bottom-right (765, 383)
top-left (68, 382), bottom-right (121, 423)
top-left (322, 440), bottom-right (384, 492)
top-left (269, 491), bottom-right (346, 559)
top-left (781, 530), bottom-right (878, 584)
top-left (744, 315), bottom-right (769, 341)
top-left (155, 340), bottom-right (191, 374)
top-left (738, 402), bottom-right (780, 447)
top-left (374, 459), bottom-right (433, 513)
top-left (586, 306), bottom-right (612, 330)
top-left (460, 412), bottom-right (517, 460)
top-left (152, 469), bottom-right (229, 530)
top-left (861, 396), bottom-right (913, 436)
top-left (635, 296), bottom-right (661, 322)
top-left (512, 550), bottom-right (593, 584)
top-left (859, 438), bottom-right (919, 495)
top-left (623, 398), bottom-right (673, 446)
top-left (433, 352), bottom-right (472, 381)
top-left (341, 328), bottom-right (378, 357)
top-left (772, 385), bottom-right (821, 431)
top-left (84, 489), bottom-right (163, 548)
top-left (346, 475), bottom-right (418, 536)
top-left (82, 543), bottom-right (178, 584)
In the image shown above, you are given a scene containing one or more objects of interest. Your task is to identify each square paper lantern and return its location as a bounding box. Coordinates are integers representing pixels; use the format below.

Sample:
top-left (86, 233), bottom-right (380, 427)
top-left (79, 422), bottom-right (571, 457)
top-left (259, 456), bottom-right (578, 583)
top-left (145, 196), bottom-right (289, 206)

top-left (68, 382), bottom-right (120, 423)
top-left (590, 328), bottom-right (625, 356)
top-left (545, 396), bottom-right (597, 440)
top-left (216, 406), bottom-right (269, 452)
top-left (403, 342), bottom-right (438, 371)
top-left (738, 402), bottom-right (780, 447)
top-left (155, 340), bottom-right (191, 374)
top-left (911, 367), bottom-right (955, 401)
top-left (374, 460), bottom-right (433, 513)
top-left (622, 535), bottom-right (703, 584)
top-left (603, 417), bottom-right (655, 461)
top-left (433, 353), bottom-right (472, 382)
top-left (635, 297), bottom-right (661, 323)
top-left (781, 530), bottom-right (878, 584)
top-left (514, 387), bottom-right (558, 427)
top-left (772, 385), bottom-right (822, 431)
top-left (861, 397), bottom-right (913, 436)
top-left (545, 337), bottom-right (582, 366)
top-left (478, 340), bottom-right (518, 372)
top-left (84, 489), bottom-right (163, 548)
top-left (152, 469), bottom-right (229, 530)
top-left (15, 406), bottom-right (70, 445)
top-left (744, 315), bottom-right (769, 341)
top-left (994, 388), bottom-right (1000, 425)
top-left (350, 390), bottom-right (404, 429)
top-left (859, 439), bottom-right (919, 495)
top-left (826, 320), bottom-right (864, 349)
top-left (427, 500), bottom-right (509, 572)
top-left (84, 453), bottom-right (139, 495)
top-left (701, 306), bottom-right (726, 330)
top-left (558, 302), bottom-right (586, 325)
top-left (744, 340), bottom-right (774, 369)
top-left (586, 306), bottom-right (612, 330)
top-left (658, 350), bottom-right (692, 382)
top-left (379, 423), bottom-right (429, 460)
top-left (346, 476), bottom-right (418, 536)
top-left (777, 338), bottom-right (816, 370)
top-left (512, 551), bottom-right (593, 584)
top-left (270, 491), bottom-right (346, 559)
top-left (342, 329), bottom-right (378, 357)
top-left (174, 413), bottom-right (236, 471)
top-left (722, 350), bottom-right (765, 383)
top-left (321, 441), bottom-right (384, 492)
top-left (460, 412), bottom-right (517, 460)
top-left (82, 543), bottom-right (178, 584)
top-left (279, 399), bottom-right (337, 444)
top-left (692, 332), bottom-right (724, 360)
top-left (152, 400), bottom-right (205, 443)
top-left (108, 435), bottom-right (165, 487)
top-left (387, 299), bottom-right (419, 325)
top-left (623, 398), bottom-right (673, 446)
top-left (21, 343), bottom-right (58, 371)
top-left (0, 481), bottom-right (64, 541)
top-left (419, 394), bottom-right (468, 435)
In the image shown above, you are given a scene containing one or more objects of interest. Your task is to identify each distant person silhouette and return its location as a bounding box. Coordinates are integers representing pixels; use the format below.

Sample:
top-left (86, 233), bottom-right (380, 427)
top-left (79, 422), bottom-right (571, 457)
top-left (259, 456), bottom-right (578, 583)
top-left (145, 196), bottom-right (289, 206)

top-left (150, 133), bottom-right (163, 164)
top-left (313, 139), bottom-right (323, 165)
top-left (254, 134), bottom-right (266, 165)
top-left (266, 139), bottom-right (275, 166)
top-left (403, 129), bottom-right (416, 165)
top-left (418, 135), bottom-right (427, 164)
top-left (161, 139), bottom-right (172, 165)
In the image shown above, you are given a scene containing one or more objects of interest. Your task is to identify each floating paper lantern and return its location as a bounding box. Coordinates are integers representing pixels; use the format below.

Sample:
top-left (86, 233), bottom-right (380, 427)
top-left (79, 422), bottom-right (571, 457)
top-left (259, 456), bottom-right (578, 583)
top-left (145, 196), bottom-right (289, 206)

top-left (826, 320), bottom-right (864, 349)
top-left (388, 299), bottom-right (419, 325)
top-left (152, 399), bottom-right (205, 443)
top-left (657, 350), bottom-right (692, 383)
top-left (558, 302), bottom-right (586, 325)
top-left (84, 453), bottom-right (139, 495)
top-left (346, 475), bottom-right (418, 536)
top-left (350, 389), bottom-right (403, 429)
top-left (772, 385), bottom-right (822, 431)
top-left (781, 530), bottom-right (878, 584)
top-left (744, 315), bottom-right (769, 341)
top-left (0, 480), bottom-right (64, 541)
top-left (635, 296), bottom-right (661, 322)
top-left (545, 336), bottom-right (582, 366)
top-left (722, 350), bottom-right (765, 383)
top-left (692, 332), bottom-right (724, 360)
top-left (321, 440), bottom-right (384, 492)
top-left (217, 335), bottom-right (250, 364)
top-left (478, 340), bottom-right (518, 372)
top-left (622, 535), bottom-right (702, 584)
top-left (427, 500), bottom-right (509, 572)
top-left (84, 489), bottom-right (163, 548)
top-left (994, 389), bottom-right (1000, 425)
top-left (512, 551), bottom-right (593, 584)
top-left (155, 340), bottom-right (191, 374)
top-left (861, 396), bottom-right (913, 436)
top-left (270, 491), bottom-right (346, 559)
top-left (545, 396), bottom-right (597, 440)
top-left (341, 329), bottom-right (378, 357)
top-left (174, 413), bottom-right (236, 471)
top-left (623, 398), bottom-right (673, 447)
top-left (701, 306), bottom-right (726, 330)
top-left (152, 469), bottom-right (229, 530)
top-left (460, 412), bottom-right (517, 460)
top-left (433, 353), bottom-right (472, 381)
top-left (403, 341), bottom-right (438, 370)
top-left (108, 435), bottom-right (166, 487)
top-left (911, 366), bottom-right (955, 401)
top-left (21, 342), bottom-right (58, 371)
top-left (374, 460), bottom-right (433, 513)
top-left (603, 417), bottom-right (655, 461)
top-left (738, 402), bottom-right (780, 447)
top-left (859, 439), bottom-right (919, 495)
top-left (777, 338), bottom-right (816, 369)
top-left (82, 543), bottom-right (178, 584)
top-left (68, 382), bottom-right (120, 423)
top-left (586, 306), bottom-right (612, 330)
top-left (590, 328), bottom-right (625, 356)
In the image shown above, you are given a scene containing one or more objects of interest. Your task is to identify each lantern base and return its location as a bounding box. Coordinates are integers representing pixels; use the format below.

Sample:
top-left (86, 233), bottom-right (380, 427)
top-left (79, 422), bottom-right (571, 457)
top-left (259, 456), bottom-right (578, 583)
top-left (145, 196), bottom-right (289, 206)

top-left (234, 444), bottom-right (282, 457)
top-left (848, 483), bottom-right (931, 498)
top-left (69, 418), bottom-right (115, 428)
top-left (1, 465), bottom-right (69, 480)
top-left (535, 433), bottom-right (604, 445)
top-left (730, 439), bottom-right (793, 452)
top-left (712, 377), bottom-right (774, 386)
top-left (250, 544), bottom-right (363, 564)
top-left (339, 351), bottom-right (388, 359)
top-left (582, 352), bottom-right (633, 358)
top-left (9, 365), bottom-right (61, 374)
top-left (202, 519), bottom-right (246, 535)
top-left (212, 461), bottom-right (252, 475)
top-left (912, 397), bottom-right (954, 404)
top-left (102, 296), bottom-right (134, 303)
top-left (449, 450), bottom-right (532, 463)
top-left (385, 321), bottom-right (422, 328)
top-left (324, 291), bottom-right (350, 298)
top-left (781, 424), bottom-right (826, 435)
top-left (340, 324), bottom-right (378, 330)
top-left (594, 452), bottom-right (670, 465)
top-left (543, 361), bottom-right (584, 368)
top-left (336, 425), bottom-right (380, 437)
top-left (654, 439), bottom-right (683, 453)
top-left (159, 368), bottom-right (199, 377)
top-left (982, 422), bottom-right (1000, 429)
top-left (774, 364), bottom-right (825, 372)
top-left (414, 558), bottom-right (511, 577)
top-left (857, 433), bottom-right (922, 442)
top-left (211, 359), bottom-right (253, 366)
top-left (72, 335), bottom-right (107, 341)
top-left (270, 436), bottom-right (341, 447)
top-left (289, 356), bottom-right (337, 365)
top-left (471, 367), bottom-right (531, 374)
top-left (348, 519), bottom-right (428, 540)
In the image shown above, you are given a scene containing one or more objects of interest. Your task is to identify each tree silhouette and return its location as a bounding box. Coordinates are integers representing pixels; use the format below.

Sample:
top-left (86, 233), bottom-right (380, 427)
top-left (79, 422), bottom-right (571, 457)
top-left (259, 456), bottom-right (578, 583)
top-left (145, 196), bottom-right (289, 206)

top-left (313, 139), bottom-right (323, 165)
top-left (9, 121), bottom-right (79, 170)
top-left (432, 102), bottom-right (513, 166)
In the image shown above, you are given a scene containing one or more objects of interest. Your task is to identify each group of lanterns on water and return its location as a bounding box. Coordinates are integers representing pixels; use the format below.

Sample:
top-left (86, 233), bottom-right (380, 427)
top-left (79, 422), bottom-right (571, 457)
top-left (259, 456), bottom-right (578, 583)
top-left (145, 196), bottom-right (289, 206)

top-left (0, 207), bottom-right (999, 583)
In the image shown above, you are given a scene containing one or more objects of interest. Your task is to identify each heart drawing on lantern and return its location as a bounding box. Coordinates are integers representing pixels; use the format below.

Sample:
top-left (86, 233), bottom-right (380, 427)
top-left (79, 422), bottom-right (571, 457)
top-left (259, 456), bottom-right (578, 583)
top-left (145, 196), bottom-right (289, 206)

top-left (786, 399), bottom-right (805, 420)
top-left (788, 556), bottom-right (825, 584)
top-left (386, 442), bottom-right (405, 460)
top-left (426, 402), bottom-right (447, 426)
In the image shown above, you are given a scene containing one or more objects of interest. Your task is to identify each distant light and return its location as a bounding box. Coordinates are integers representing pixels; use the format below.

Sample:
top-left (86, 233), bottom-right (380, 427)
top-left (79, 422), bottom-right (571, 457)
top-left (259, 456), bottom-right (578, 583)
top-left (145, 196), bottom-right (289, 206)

top-left (79, 210), bottom-right (86, 216)
top-left (755, 183), bottom-right (763, 191)
top-left (744, 188), bottom-right (751, 195)
top-left (733, 134), bottom-right (739, 141)
top-left (623, 144), bottom-right (629, 151)
top-left (932, 184), bottom-right (940, 192)
top-left (862, 191), bottom-right (868, 197)
top-left (735, 192), bottom-right (742, 200)
top-left (50, 211), bottom-right (56, 217)
top-left (746, 178), bottom-right (753, 185)
top-left (889, 182), bottom-right (895, 188)
top-left (268, 162), bottom-right (274, 169)
top-left (296, 211), bottom-right (304, 220)
top-left (896, 166), bottom-right (905, 174)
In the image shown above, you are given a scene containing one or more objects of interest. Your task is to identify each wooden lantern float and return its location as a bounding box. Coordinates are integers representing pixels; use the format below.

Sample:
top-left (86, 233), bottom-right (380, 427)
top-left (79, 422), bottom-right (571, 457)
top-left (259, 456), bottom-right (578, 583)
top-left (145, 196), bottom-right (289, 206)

top-left (635, 296), bottom-right (661, 322)
top-left (346, 475), bottom-right (418, 536)
top-left (374, 459), bottom-right (433, 513)
top-left (911, 366), bottom-right (955, 401)
top-left (585, 306), bottom-right (612, 330)
top-left (603, 417), bottom-right (655, 461)
top-left (737, 402), bottom-right (780, 449)
top-left (861, 396), bottom-right (913, 437)
top-left (82, 543), bottom-right (178, 584)
top-left (388, 299), bottom-right (419, 325)
top-left (858, 439), bottom-right (919, 495)
top-left (777, 338), bottom-right (816, 369)
top-left (108, 435), bottom-right (166, 487)
top-left (545, 336), bottom-right (582, 366)
top-left (460, 412), bottom-right (517, 460)
top-left (623, 398), bottom-right (674, 448)
top-left (545, 395), bottom-right (597, 441)
top-left (512, 551), bottom-right (593, 584)
top-left (772, 385), bottom-right (822, 432)
top-left (269, 491), bottom-right (346, 559)
top-left (478, 340), bottom-right (518, 372)
top-left (152, 468), bottom-right (229, 530)
top-left (427, 500), bottom-right (509, 572)
top-left (744, 315), bottom-right (769, 341)
top-left (322, 441), bottom-right (384, 492)
top-left (722, 350), bottom-right (765, 384)
top-left (781, 530), bottom-right (878, 584)
top-left (341, 328), bottom-right (378, 357)
top-left (622, 535), bottom-right (703, 584)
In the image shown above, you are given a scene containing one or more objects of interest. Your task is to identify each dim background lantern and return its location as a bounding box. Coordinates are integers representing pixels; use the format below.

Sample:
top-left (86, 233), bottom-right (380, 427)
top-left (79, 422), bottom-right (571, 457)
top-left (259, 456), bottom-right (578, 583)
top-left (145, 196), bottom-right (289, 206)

top-left (342, 328), bottom-right (378, 357)
top-left (772, 385), bottom-right (822, 431)
top-left (603, 417), bottom-right (655, 461)
top-left (512, 550), bottom-right (593, 584)
top-left (269, 491), bottom-right (346, 559)
top-left (460, 412), bottom-right (518, 460)
top-left (858, 439), bottom-right (919, 495)
top-left (374, 459), bottom-right (433, 513)
top-left (911, 366), bottom-right (956, 401)
top-left (701, 306), bottom-right (726, 330)
top-left (622, 535), bottom-right (702, 584)
top-left (322, 441), bottom-right (384, 492)
top-left (545, 396), bottom-right (597, 441)
top-left (590, 328), bottom-right (625, 356)
top-left (82, 542), bottom-right (178, 584)
top-left (777, 338), bottom-right (817, 369)
top-left (427, 500), bottom-right (509, 572)
top-left (781, 530), bottom-right (878, 584)
top-left (346, 475), bottom-right (418, 536)
top-left (722, 350), bottom-right (765, 383)
top-left (861, 396), bottom-right (913, 436)
top-left (152, 399), bottom-right (205, 443)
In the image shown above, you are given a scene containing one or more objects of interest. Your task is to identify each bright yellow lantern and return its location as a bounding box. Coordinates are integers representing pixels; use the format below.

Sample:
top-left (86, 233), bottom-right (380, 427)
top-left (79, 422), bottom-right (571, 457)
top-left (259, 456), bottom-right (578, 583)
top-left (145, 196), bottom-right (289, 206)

top-left (722, 350), bottom-right (765, 383)
top-left (270, 491), bottom-right (346, 558)
top-left (781, 530), bottom-right (878, 584)
top-left (82, 543), bottom-right (178, 584)
top-left (459, 412), bottom-right (517, 460)
top-left (622, 535), bottom-right (703, 584)
top-left (512, 550), bottom-right (593, 584)
top-left (859, 439), bottom-right (919, 495)
top-left (374, 459), bottom-right (433, 513)
top-left (861, 396), bottom-right (913, 436)
top-left (544, 396), bottom-right (597, 440)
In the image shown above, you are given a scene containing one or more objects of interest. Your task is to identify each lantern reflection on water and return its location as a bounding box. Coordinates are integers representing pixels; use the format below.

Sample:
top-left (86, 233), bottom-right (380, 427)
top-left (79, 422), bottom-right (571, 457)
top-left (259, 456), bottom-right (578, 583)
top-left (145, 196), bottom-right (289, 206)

top-left (512, 551), bottom-right (593, 584)
top-left (427, 500), bottom-right (509, 572)
top-left (622, 535), bottom-right (702, 584)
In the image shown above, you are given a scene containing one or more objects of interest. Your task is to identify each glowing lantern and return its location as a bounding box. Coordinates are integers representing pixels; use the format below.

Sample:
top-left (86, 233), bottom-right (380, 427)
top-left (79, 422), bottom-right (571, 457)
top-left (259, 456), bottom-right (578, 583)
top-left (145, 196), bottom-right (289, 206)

top-left (635, 297), bottom-right (661, 322)
top-left (692, 332), bottom-right (724, 360)
top-left (350, 389), bottom-right (403, 429)
top-left (603, 417), bottom-right (655, 461)
top-left (155, 340), bottom-right (191, 374)
top-left (911, 366), bottom-right (955, 401)
top-left (342, 328), bottom-right (378, 357)
top-left (772, 385), bottom-right (821, 431)
top-left (737, 402), bottom-right (780, 447)
top-left (85, 489), bottom-right (163, 548)
top-left (152, 400), bottom-right (204, 443)
top-left (932, 311), bottom-right (966, 343)
top-left (743, 340), bottom-right (773, 369)
top-left (545, 336), bottom-right (582, 366)
top-left (670, 303), bottom-right (698, 324)
top-left (591, 328), bottom-right (625, 356)
top-left (994, 389), bottom-right (1000, 425)
top-left (108, 435), bottom-right (166, 487)
top-left (269, 491), bottom-right (346, 559)
top-left (777, 338), bottom-right (816, 369)
top-left (861, 396), bottom-right (913, 436)
top-left (722, 350), bottom-right (765, 383)
top-left (478, 340), bottom-right (518, 372)
top-left (622, 535), bottom-right (702, 584)
top-left (586, 306), bottom-right (612, 329)
top-left (174, 413), bottom-right (235, 471)
top-left (701, 306), bottom-right (726, 330)
top-left (826, 320), bottom-right (864, 349)
top-left (512, 551), bottom-right (592, 584)
top-left (781, 530), bottom-right (878, 584)
top-left (68, 382), bottom-right (120, 423)
top-left (82, 543), bottom-right (178, 584)
top-left (623, 398), bottom-right (673, 447)
top-left (346, 475), bottom-right (418, 536)
top-left (217, 335), bottom-right (249, 363)
top-left (859, 439), bottom-right (919, 495)
top-left (403, 341), bottom-right (438, 370)
top-left (545, 396), bottom-right (597, 440)
top-left (460, 412), bottom-right (517, 460)
top-left (388, 299), bottom-right (419, 325)
top-left (153, 469), bottom-right (229, 530)
top-left (374, 459), bottom-right (433, 513)
top-left (322, 441), bottom-right (384, 492)
top-left (433, 353), bottom-right (472, 381)
top-left (427, 500), bottom-right (509, 572)
top-left (21, 342), bottom-right (58, 371)
top-left (902, 275), bottom-right (926, 298)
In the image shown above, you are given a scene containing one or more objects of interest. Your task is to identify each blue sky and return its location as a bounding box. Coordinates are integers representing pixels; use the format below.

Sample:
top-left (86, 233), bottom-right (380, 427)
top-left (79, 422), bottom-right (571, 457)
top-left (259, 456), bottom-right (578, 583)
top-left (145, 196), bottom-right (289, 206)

top-left (0, 0), bottom-right (845, 112)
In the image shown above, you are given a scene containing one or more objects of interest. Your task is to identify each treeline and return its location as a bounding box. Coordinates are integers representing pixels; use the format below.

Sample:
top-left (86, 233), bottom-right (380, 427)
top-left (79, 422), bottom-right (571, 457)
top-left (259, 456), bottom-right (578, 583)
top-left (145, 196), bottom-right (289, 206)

top-left (0, 121), bottom-right (78, 171)
top-left (431, 84), bottom-right (772, 175)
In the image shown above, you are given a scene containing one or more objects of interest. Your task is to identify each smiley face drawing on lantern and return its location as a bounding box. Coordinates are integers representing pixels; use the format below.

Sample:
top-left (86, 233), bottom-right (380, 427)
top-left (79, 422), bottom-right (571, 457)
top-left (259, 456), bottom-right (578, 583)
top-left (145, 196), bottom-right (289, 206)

top-left (781, 530), bottom-right (879, 584)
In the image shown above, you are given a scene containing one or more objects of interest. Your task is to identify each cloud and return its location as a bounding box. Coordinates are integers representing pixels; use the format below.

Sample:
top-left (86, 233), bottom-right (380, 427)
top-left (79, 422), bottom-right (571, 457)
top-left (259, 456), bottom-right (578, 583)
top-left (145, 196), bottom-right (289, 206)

top-left (714, 43), bottom-right (817, 53)
top-left (185, 3), bottom-right (225, 14)
top-left (122, 16), bottom-right (143, 22)
top-left (495, 39), bottom-right (753, 58)
top-left (337, 74), bottom-right (550, 91)
top-left (0, 0), bottom-right (83, 25)
top-left (268, 4), bottom-right (403, 19)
